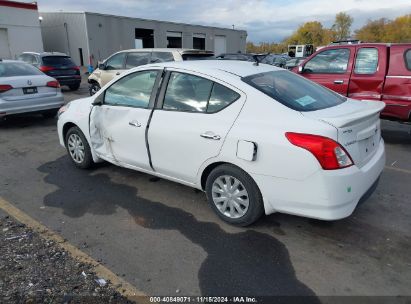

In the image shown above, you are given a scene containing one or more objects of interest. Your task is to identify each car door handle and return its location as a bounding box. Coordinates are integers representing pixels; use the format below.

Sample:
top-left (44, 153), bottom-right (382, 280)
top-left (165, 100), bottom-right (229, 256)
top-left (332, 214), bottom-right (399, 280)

top-left (334, 80), bottom-right (344, 84)
top-left (201, 132), bottom-right (221, 140)
top-left (129, 121), bottom-right (141, 127)
top-left (116, 72), bottom-right (121, 75)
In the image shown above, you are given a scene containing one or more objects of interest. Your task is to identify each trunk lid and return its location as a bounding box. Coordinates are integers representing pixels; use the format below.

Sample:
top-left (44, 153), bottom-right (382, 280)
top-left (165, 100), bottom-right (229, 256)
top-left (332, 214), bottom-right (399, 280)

top-left (302, 99), bottom-right (385, 167)
top-left (0, 75), bottom-right (58, 101)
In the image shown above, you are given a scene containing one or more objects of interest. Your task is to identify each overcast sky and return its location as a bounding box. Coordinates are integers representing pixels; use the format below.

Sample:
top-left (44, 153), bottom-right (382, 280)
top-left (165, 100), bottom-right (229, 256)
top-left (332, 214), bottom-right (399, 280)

top-left (37, 0), bottom-right (411, 43)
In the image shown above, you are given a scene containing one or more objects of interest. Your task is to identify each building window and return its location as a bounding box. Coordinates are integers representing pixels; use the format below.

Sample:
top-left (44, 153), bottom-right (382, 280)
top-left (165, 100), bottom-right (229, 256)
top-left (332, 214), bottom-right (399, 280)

top-left (167, 31), bottom-right (182, 48)
top-left (193, 33), bottom-right (205, 50)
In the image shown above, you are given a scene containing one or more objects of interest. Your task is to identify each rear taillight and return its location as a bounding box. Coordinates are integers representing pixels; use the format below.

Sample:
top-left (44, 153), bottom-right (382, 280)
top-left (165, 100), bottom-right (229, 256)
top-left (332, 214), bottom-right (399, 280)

top-left (47, 80), bottom-right (60, 88)
top-left (39, 66), bottom-right (55, 72)
top-left (0, 85), bottom-right (13, 93)
top-left (285, 132), bottom-right (353, 170)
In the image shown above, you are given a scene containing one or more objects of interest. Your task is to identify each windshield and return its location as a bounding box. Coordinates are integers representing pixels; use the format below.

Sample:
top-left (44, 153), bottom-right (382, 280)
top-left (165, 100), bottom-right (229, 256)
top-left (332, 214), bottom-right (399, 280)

top-left (0, 62), bottom-right (43, 77)
top-left (242, 70), bottom-right (346, 112)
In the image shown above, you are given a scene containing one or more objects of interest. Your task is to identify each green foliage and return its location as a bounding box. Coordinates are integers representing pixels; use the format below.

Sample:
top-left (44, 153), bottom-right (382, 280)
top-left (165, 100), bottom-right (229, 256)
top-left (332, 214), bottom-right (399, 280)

top-left (332, 12), bottom-right (354, 40)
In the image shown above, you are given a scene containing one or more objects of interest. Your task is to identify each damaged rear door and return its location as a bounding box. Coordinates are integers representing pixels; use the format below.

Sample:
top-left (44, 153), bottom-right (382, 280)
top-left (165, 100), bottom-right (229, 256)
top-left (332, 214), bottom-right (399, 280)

top-left (89, 70), bottom-right (161, 171)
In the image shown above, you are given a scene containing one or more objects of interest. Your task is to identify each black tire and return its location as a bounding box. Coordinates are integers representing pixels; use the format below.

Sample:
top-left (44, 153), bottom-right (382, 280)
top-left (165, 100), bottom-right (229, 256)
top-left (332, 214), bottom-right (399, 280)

top-left (65, 126), bottom-right (93, 169)
top-left (69, 84), bottom-right (80, 91)
top-left (205, 164), bottom-right (264, 226)
top-left (89, 82), bottom-right (100, 96)
top-left (42, 109), bottom-right (58, 119)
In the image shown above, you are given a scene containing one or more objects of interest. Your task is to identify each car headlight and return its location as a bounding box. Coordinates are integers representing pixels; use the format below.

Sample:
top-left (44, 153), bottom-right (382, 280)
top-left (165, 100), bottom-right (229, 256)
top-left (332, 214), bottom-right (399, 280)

top-left (58, 102), bottom-right (71, 118)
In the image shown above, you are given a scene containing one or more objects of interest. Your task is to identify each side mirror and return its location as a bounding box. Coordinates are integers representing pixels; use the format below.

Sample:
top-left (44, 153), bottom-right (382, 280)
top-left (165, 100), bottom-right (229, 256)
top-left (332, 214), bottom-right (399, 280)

top-left (298, 65), bottom-right (304, 73)
top-left (98, 62), bottom-right (106, 70)
top-left (92, 92), bottom-right (104, 106)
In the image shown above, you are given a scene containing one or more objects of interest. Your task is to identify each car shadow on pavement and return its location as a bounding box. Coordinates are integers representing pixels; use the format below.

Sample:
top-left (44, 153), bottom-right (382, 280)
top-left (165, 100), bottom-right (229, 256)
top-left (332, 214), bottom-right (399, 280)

top-left (0, 114), bottom-right (56, 129)
top-left (38, 156), bottom-right (320, 300)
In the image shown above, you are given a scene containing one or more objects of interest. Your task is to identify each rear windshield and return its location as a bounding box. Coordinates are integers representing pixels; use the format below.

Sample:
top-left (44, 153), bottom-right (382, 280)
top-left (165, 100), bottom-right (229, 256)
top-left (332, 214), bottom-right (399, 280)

top-left (242, 70), bottom-right (346, 112)
top-left (42, 56), bottom-right (75, 67)
top-left (182, 54), bottom-right (215, 61)
top-left (0, 62), bottom-right (43, 77)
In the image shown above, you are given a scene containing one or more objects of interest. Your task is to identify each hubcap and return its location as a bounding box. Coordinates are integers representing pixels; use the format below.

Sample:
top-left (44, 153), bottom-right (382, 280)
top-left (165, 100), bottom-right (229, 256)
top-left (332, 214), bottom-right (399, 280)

top-left (211, 175), bottom-right (249, 219)
top-left (67, 134), bottom-right (85, 164)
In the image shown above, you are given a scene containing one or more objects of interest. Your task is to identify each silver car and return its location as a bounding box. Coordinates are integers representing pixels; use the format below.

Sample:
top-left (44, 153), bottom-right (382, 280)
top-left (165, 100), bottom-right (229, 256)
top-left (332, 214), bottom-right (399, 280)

top-left (0, 60), bottom-right (64, 118)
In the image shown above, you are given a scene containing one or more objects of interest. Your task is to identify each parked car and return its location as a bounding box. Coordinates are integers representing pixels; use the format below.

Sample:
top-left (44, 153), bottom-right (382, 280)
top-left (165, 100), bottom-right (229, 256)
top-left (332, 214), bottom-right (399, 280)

top-left (261, 54), bottom-right (290, 68)
top-left (215, 53), bottom-right (254, 61)
top-left (88, 49), bottom-right (214, 95)
top-left (285, 57), bottom-right (305, 70)
top-left (0, 59), bottom-right (64, 118)
top-left (293, 43), bottom-right (411, 122)
top-left (58, 60), bottom-right (385, 226)
top-left (17, 52), bottom-right (81, 91)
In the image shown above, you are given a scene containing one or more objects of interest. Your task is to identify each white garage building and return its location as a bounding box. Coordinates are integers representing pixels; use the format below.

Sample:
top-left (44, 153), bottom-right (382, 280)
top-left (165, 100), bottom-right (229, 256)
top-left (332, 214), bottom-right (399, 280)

top-left (39, 11), bottom-right (247, 66)
top-left (0, 0), bottom-right (43, 59)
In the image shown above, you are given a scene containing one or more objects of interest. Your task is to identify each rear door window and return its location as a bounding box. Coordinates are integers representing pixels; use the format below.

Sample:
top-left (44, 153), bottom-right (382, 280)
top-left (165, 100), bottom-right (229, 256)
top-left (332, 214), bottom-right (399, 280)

top-left (125, 52), bottom-right (151, 68)
top-left (105, 53), bottom-right (126, 70)
top-left (304, 49), bottom-right (350, 74)
top-left (242, 70), bottom-right (346, 112)
top-left (207, 83), bottom-right (240, 113)
top-left (405, 49), bottom-right (411, 71)
top-left (162, 72), bottom-right (239, 113)
top-left (354, 48), bottom-right (378, 74)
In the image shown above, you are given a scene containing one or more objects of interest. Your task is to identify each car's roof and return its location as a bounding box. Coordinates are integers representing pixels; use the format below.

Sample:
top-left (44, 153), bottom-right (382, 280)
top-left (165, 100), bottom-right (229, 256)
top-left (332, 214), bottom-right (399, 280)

top-left (1, 59), bottom-right (27, 63)
top-left (22, 52), bottom-right (69, 57)
top-left (144, 60), bottom-right (281, 78)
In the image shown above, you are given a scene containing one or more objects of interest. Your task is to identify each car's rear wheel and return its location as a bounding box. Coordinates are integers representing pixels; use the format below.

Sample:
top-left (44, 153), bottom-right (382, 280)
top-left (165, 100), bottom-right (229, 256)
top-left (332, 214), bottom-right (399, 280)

top-left (42, 109), bottom-right (58, 119)
top-left (69, 84), bottom-right (80, 91)
top-left (89, 83), bottom-right (100, 96)
top-left (205, 164), bottom-right (264, 226)
top-left (65, 126), bottom-right (93, 169)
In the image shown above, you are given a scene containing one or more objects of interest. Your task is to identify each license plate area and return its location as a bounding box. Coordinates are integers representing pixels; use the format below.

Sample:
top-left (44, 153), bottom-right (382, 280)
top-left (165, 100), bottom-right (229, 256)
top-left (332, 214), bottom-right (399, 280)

top-left (23, 87), bottom-right (38, 94)
top-left (359, 133), bottom-right (378, 161)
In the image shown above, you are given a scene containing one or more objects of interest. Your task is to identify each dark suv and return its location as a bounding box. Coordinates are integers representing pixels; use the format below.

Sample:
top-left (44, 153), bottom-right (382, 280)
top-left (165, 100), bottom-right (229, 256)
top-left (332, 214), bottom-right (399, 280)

top-left (18, 52), bottom-right (81, 90)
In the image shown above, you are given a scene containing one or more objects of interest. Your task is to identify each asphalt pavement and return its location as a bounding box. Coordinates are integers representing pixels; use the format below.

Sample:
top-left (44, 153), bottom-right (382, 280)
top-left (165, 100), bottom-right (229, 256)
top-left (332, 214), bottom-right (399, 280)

top-left (0, 78), bottom-right (410, 300)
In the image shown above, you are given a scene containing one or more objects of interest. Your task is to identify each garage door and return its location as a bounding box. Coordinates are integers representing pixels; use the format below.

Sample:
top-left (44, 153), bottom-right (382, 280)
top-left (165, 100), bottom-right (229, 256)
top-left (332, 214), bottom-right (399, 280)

top-left (214, 35), bottom-right (226, 56)
top-left (0, 28), bottom-right (12, 59)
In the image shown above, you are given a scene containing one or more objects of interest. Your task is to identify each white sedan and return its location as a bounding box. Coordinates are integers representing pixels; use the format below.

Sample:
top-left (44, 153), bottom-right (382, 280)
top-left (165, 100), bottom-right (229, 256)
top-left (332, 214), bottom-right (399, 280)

top-left (57, 60), bottom-right (385, 226)
top-left (0, 60), bottom-right (64, 118)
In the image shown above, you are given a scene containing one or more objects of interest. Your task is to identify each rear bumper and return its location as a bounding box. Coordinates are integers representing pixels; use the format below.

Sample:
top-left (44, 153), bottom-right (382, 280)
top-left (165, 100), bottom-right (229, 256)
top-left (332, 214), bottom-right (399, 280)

top-left (252, 139), bottom-right (385, 220)
top-left (0, 93), bottom-right (64, 116)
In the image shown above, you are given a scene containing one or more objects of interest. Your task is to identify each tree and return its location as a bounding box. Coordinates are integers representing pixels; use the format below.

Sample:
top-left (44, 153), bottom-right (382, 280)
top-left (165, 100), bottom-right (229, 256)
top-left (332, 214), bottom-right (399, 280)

top-left (285, 21), bottom-right (333, 47)
top-left (384, 14), bottom-right (411, 42)
top-left (332, 12), bottom-right (353, 40)
top-left (355, 18), bottom-right (389, 42)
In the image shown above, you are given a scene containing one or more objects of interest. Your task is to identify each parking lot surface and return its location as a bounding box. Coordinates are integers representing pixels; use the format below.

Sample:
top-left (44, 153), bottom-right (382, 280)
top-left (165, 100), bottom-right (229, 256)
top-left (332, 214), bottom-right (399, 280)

top-left (0, 79), bottom-right (410, 299)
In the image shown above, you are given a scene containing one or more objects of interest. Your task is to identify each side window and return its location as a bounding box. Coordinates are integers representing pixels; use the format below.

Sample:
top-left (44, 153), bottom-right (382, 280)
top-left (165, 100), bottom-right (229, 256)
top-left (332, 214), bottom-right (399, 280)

top-left (405, 50), bottom-right (411, 71)
top-left (151, 52), bottom-right (175, 63)
top-left (18, 54), bottom-right (30, 63)
top-left (354, 48), bottom-right (378, 74)
top-left (304, 49), bottom-right (350, 74)
top-left (125, 52), bottom-right (151, 69)
top-left (163, 72), bottom-right (213, 112)
top-left (105, 53), bottom-right (126, 70)
top-left (207, 83), bottom-right (240, 113)
top-left (104, 71), bottom-right (158, 108)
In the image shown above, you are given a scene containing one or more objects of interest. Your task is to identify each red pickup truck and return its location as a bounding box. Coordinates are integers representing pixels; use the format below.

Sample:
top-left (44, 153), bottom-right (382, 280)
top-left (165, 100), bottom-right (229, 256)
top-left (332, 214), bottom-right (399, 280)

top-left (293, 43), bottom-right (411, 122)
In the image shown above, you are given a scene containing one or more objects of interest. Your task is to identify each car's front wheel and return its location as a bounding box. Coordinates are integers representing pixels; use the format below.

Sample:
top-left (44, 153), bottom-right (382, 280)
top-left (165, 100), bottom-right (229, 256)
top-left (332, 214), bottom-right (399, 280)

top-left (89, 82), bottom-right (100, 96)
top-left (65, 126), bottom-right (93, 169)
top-left (205, 164), bottom-right (264, 226)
